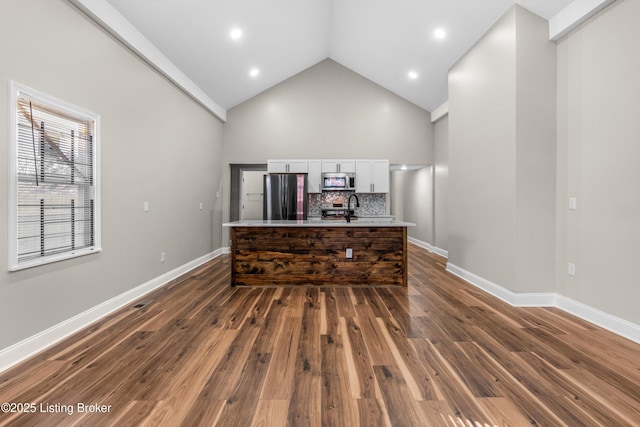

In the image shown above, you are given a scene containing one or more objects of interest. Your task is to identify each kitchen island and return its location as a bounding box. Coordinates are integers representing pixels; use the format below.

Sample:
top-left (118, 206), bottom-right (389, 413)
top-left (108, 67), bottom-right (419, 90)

top-left (223, 219), bottom-right (415, 287)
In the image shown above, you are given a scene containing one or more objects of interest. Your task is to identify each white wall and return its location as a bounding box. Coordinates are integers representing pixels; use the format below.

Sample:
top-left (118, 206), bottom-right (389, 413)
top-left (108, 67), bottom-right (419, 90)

top-left (556, 0), bottom-right (640, 325)
top-left (448, 5), bottom-right (556, 293)
top-left (0, 0), bottom-right (224, 350)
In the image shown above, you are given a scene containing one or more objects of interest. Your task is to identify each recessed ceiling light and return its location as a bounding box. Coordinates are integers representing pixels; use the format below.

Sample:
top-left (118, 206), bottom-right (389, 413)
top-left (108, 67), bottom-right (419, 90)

top-left (249, 68), bottom-right (260, 77)
top-left (434, 28), bottom-right (446, 39)
top-left (408, 71), bottom-right (418, 80)
top-left (230, 28), bottom-right (243, 40)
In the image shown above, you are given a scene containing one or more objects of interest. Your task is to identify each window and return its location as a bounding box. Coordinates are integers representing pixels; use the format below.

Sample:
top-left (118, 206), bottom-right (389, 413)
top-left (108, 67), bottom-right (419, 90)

top-left (9, 82), bottom-right (101, 270)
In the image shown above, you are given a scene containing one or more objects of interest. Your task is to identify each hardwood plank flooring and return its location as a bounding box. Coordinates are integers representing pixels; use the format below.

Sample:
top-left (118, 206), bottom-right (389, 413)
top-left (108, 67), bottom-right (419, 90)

top-left (1, 245), bottom-right (639, 426)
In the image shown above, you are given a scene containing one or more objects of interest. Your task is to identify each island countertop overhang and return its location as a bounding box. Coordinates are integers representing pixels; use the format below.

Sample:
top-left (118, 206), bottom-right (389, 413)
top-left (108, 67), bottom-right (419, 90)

top-left (223, 219), bottom-right (415, 228)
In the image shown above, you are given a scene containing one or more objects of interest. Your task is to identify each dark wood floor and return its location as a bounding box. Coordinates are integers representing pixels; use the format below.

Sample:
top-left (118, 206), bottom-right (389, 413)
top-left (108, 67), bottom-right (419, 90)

top-left (1, 244), bottom-right (639, 426)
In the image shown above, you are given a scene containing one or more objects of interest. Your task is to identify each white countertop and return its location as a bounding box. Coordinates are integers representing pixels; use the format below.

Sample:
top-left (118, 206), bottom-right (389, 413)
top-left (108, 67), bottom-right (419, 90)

top-left (223, 219), bottom-right (415, 227)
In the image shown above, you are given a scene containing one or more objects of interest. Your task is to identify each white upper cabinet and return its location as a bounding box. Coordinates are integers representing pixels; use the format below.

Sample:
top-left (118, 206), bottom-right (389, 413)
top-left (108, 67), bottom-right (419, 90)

top-left (356, 159), bottom-right (389, 193)
top-left (267, 158), bottom-right (389, 193)
top-left (321, 160), bottom-right (356, 173)
top-left (267, 160), bottom-right (288, 173)
top-left (267, 159), bottom-right (308, 173)
top-left (307, 160), bottom-right (322, 193)
top-left (371, 160), bottom-right (390, 193)
top-left (287, 160), bottom-right (309, 173)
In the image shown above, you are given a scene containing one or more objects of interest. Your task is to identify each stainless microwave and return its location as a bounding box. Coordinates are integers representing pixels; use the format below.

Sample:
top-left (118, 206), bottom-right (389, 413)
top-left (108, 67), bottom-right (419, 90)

top-left (322, 172), bottom-right (356, 191)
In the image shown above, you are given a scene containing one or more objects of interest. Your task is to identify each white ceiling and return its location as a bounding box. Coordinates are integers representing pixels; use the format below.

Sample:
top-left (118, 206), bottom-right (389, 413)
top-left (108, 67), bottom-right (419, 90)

top-left (105, 0), bottom-right (574, 112)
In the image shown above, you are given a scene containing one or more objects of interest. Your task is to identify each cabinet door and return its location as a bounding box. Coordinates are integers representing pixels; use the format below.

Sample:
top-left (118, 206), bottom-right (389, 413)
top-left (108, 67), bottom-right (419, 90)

top-left (371, 160), bottom-right (389, 193)
top-left (267, 160), bottom-right (288, 173)
top-left (268, 159), bottom-right (308, 173)
top-left (321, 160), bottom-right (338, 173)
top-left (307, 160), bottom-right (322, 193)
top-left (355, 160), bottom-right (373, 193)
top-left (287, 160), bottom-right (308, 173)
top-left (338, 160), bottom-right (356, 173)
top-left (321, 159), bottom-right (355, 173)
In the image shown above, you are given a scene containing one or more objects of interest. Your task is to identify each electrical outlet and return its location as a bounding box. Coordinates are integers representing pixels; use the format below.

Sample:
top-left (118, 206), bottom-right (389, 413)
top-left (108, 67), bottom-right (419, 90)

top-left (569, 197), bottom-right (577, 210)
top-left (568, 262), bottom-right (576, 276)
top-left (346, 248), bottom-right (353, 258)
top-left (161, 252), bottom-right (166, 263)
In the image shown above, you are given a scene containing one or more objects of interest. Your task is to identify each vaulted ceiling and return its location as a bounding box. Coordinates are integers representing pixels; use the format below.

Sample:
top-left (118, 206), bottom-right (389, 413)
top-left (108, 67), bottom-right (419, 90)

top-left (104, 0), bottom-right (574, 113)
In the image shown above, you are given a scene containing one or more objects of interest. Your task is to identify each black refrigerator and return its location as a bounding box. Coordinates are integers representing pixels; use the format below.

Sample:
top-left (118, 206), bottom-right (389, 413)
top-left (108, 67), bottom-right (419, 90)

top-left (263, 174), bottom-right (308, 220)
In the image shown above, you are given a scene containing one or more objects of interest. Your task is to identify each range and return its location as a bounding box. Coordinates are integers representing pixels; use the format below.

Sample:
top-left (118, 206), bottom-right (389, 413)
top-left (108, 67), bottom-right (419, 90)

top-left (321, 202), bottom-right (356, 220)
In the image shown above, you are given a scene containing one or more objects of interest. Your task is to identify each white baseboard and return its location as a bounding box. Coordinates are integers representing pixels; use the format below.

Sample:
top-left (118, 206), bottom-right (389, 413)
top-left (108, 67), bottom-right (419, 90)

top-left (407, 237), bottom-right (448, 259)
top-left (445, 263), bottom-right (555, 307)
top-left (555, 295), bottom-right (640, 344)
top-left (446, 262), bottom-right (640, 344)
top-left (0, 249), bottom-right (225, 374)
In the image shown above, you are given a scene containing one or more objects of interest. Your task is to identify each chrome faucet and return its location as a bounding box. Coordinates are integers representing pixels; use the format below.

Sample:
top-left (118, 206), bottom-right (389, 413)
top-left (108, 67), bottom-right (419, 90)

top-left (345, 193), bottom-right (360, 223)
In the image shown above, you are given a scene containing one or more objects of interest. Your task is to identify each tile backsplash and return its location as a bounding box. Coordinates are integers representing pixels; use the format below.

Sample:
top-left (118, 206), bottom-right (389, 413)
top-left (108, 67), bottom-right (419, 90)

top-left (309, 192), bottom-right (386, 216)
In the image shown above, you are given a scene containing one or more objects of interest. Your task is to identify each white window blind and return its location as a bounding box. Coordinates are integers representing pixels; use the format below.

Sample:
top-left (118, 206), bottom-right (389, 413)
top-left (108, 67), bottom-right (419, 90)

top-left (9, 82), bottom-right (101, 270)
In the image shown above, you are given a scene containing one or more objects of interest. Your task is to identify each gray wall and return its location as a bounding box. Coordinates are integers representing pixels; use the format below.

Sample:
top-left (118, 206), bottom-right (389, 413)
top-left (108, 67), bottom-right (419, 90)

top-left (448, 8), bottom-right (517, 289)
top-left (514, 7), bottom-right (557, 294)
top-left (393, 167), bottom-right (434, 245)
top-left (403, 169), bottom-right (434, 245)
top-left (448, 5), bottom-right (556, 293)
top-left (434, 115), bottom-right (449, 252)
top-left (556, 0), bottom-right (640, 324)
top-left (447, 0), bottom-right (640, 328)
top-left (223, 59), bottom-right (432, 164)
top-left (0, 0), bottom-right (224, 349)
top-left (222, 58), bottom-right (434, 244)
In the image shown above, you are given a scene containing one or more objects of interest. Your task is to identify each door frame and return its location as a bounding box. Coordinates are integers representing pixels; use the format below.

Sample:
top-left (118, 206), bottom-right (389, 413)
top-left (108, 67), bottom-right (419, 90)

top-left (229, 164), bottom-right (267, 222)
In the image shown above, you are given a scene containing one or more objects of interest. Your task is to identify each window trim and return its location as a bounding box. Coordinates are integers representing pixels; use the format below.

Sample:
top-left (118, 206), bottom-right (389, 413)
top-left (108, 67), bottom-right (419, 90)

top-left (8, 81), bottom-right (102, 271)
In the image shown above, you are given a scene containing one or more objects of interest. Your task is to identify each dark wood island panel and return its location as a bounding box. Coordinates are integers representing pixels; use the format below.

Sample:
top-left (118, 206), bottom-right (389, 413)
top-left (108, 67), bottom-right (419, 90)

top-left (230, 226), bottom-right (408, 286)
